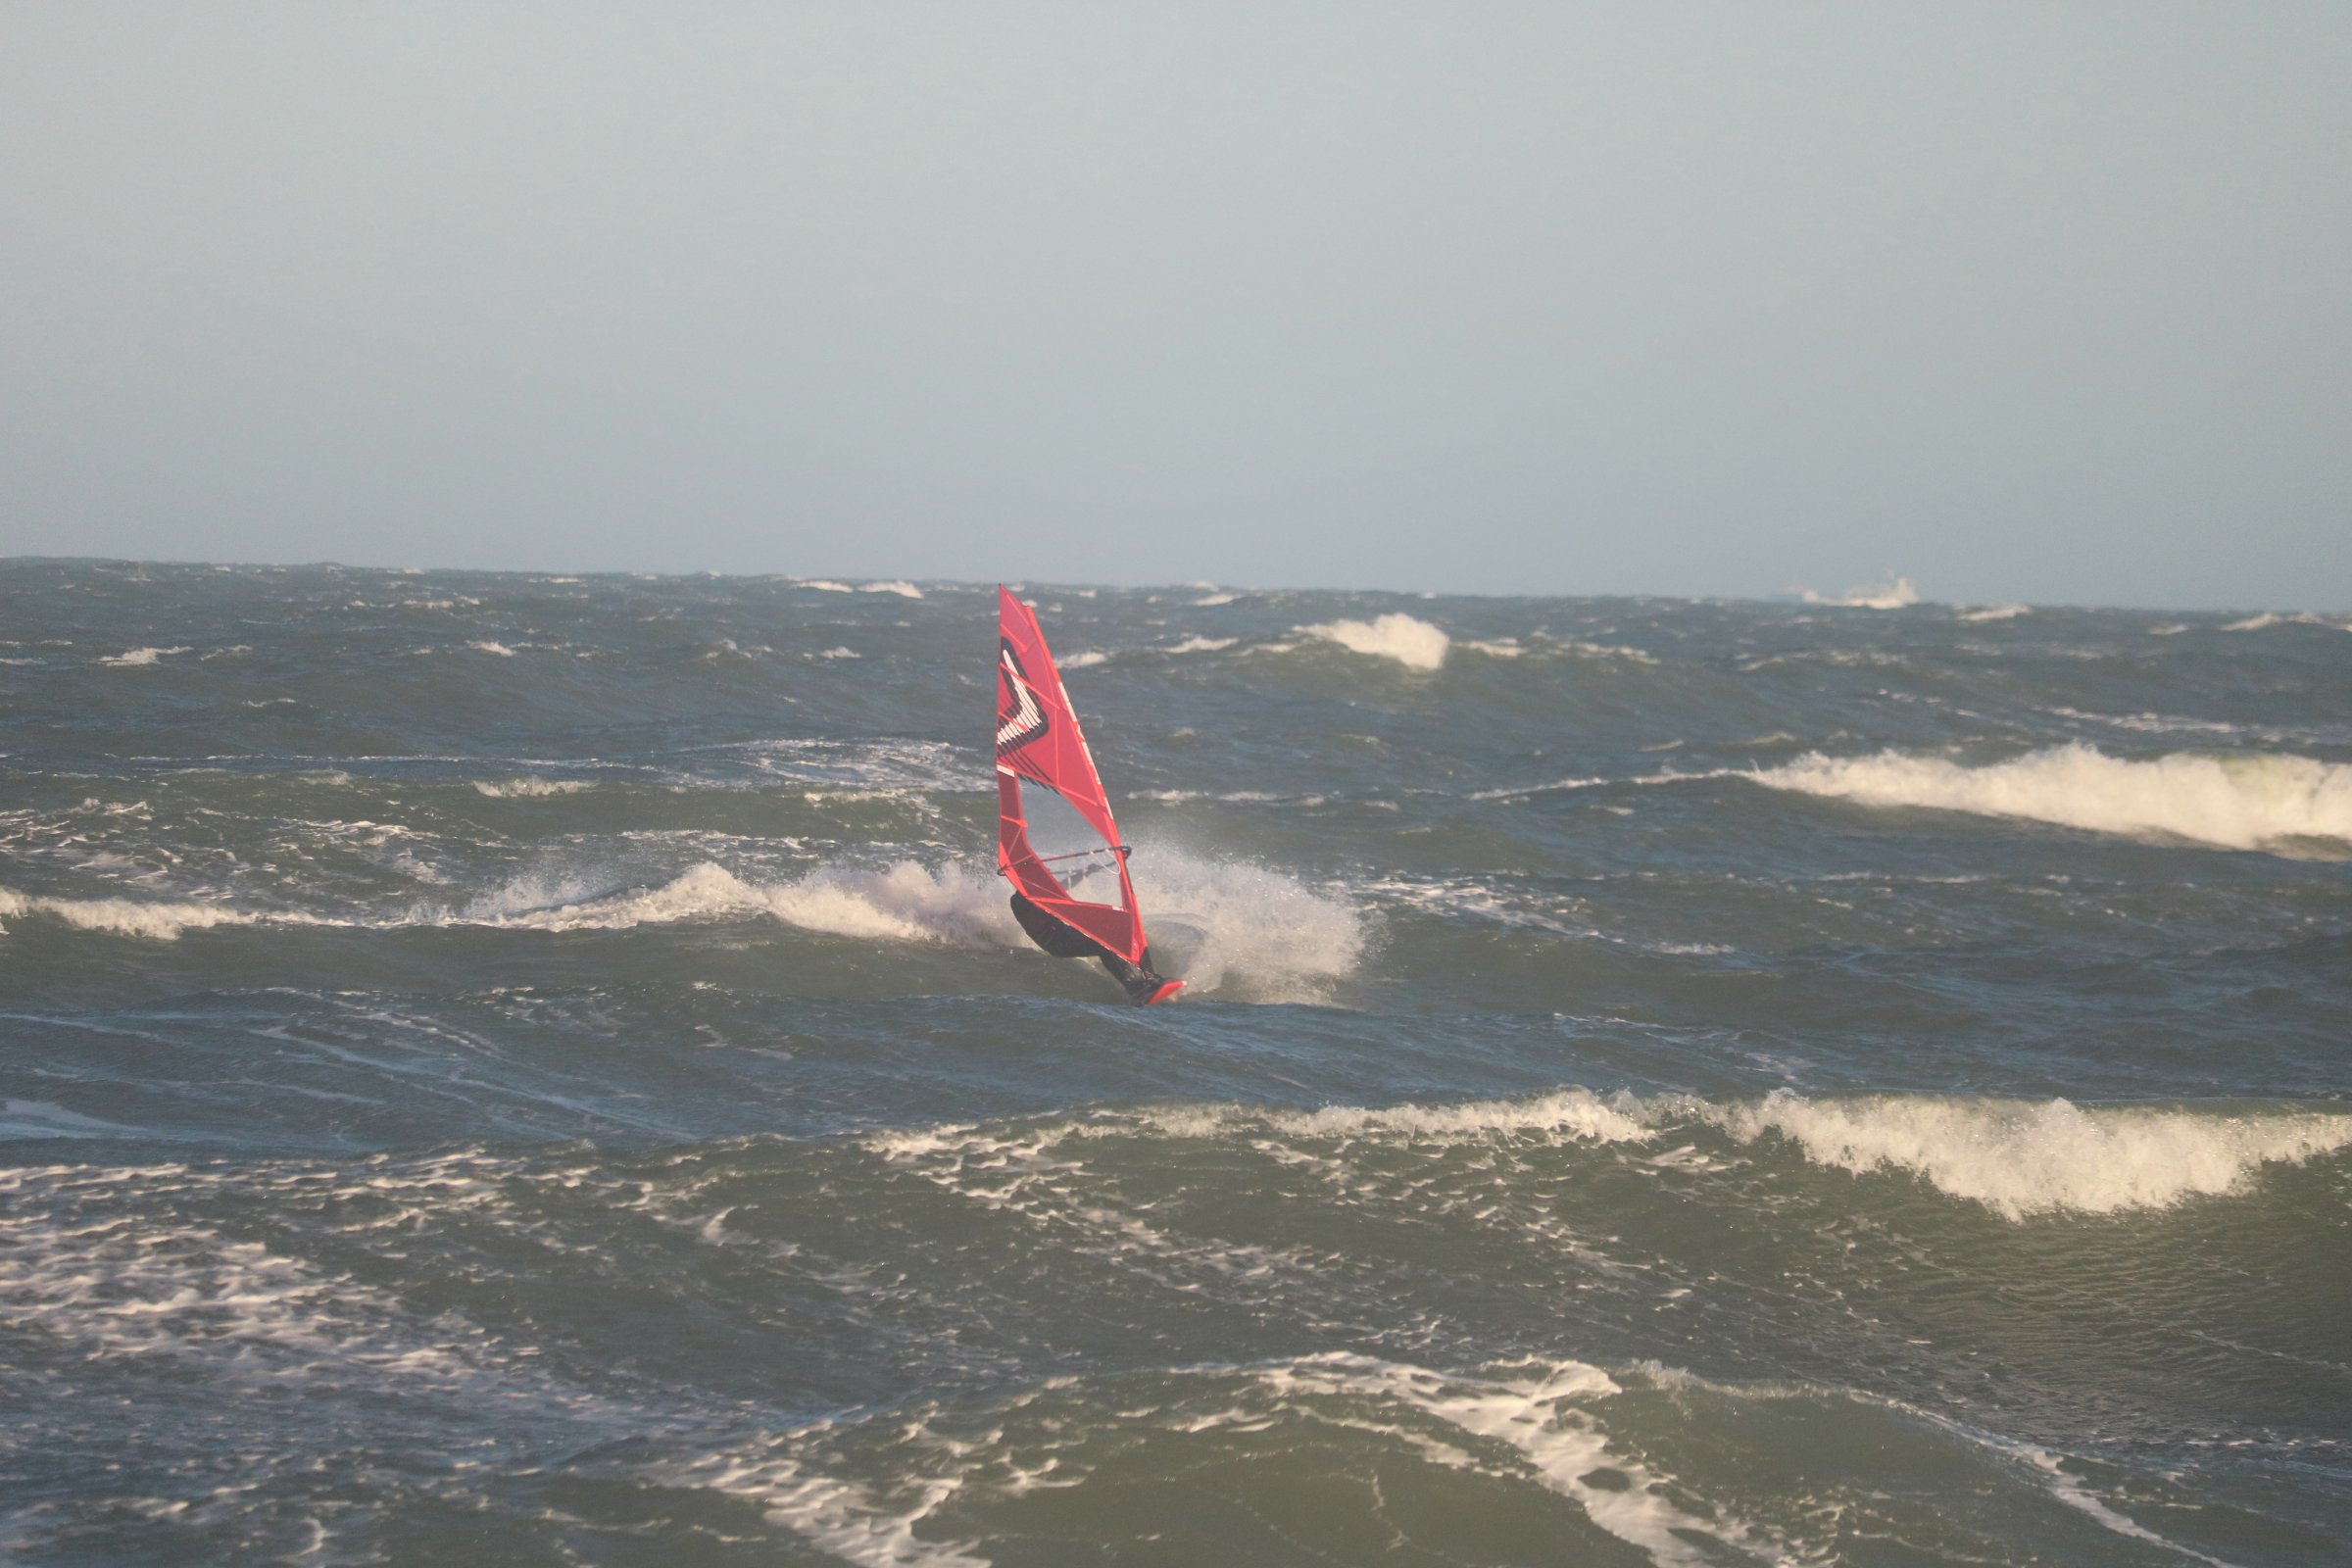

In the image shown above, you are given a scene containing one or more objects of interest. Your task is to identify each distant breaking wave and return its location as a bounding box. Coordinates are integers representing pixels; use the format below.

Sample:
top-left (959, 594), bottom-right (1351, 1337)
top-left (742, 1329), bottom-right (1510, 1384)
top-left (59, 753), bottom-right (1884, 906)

top-left (1294, 612), bottom-right (1449, 670)
top-left (1753, 743), bottom-right (2352, 855)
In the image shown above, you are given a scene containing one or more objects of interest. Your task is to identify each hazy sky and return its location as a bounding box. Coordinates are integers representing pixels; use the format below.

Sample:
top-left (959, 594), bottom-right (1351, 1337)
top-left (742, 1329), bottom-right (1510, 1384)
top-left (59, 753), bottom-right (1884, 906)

top-left (3, 4), bottom-right (2345, 608)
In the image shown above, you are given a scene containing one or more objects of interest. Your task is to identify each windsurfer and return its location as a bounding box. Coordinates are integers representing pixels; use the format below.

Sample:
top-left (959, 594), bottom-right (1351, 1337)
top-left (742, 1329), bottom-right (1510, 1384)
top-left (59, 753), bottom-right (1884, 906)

top-left (1008, 891), bottom-right (1179, 1004)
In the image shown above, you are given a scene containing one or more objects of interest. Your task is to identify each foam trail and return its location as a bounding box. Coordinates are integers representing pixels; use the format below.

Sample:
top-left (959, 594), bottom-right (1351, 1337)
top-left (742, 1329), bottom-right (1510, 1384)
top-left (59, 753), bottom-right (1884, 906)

top-left (1958, 604), bottom-right (2032, 622)
top-left (1753, 743), bottom-right (2352, 854)
top-left (450, 862), bottom-right (1022, 949)
top-left (1295, 612), bottom-right (1449, 670)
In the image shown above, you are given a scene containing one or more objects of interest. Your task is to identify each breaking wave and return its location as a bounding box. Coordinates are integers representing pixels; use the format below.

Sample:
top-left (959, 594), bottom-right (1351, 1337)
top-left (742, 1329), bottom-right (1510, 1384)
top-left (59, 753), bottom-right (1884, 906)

top-left (1295, 612), bottom-right (1449, 671)
top-left (0, 887), bottom-right (255, 941)
top-left (911, 1089), bottom-right (2352, 1221)
top-left (1752, 743), bottom-right (2352, 854)
top-left (1702, 1092), bottom-right (2352, 1219)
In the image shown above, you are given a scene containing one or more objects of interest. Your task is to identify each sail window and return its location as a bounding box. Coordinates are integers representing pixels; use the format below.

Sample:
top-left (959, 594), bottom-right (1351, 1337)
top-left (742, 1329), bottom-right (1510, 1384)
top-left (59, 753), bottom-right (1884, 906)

top-left (1013, 775), bottom-right (1126, 910)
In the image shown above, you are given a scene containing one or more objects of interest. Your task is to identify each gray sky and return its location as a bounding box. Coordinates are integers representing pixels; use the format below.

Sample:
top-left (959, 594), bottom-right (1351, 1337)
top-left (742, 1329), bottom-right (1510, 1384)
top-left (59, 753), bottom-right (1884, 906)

top-left (3, 4), bottom-right (2346, 608)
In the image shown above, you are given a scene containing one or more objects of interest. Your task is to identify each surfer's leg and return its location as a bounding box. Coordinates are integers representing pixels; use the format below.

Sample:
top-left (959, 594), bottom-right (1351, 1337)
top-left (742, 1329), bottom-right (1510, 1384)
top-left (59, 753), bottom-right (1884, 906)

top-left (1097, 952), bottom-right (1182, 1005)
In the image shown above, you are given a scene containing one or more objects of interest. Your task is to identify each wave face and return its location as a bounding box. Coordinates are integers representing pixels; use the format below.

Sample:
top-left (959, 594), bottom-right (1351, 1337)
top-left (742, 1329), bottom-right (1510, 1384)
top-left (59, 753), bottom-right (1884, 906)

top-left (4, 562), bottom-right (2351, 1565)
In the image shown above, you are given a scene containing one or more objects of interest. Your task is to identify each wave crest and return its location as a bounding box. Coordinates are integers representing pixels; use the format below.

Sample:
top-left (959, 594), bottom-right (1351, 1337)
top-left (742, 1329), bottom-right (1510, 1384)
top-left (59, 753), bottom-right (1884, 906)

top-left (1295, 613), bottom-right (1449, 671)
top-left (0, 887), bottom-right (255, 941)
top-left (1706, 1092), bottom-right (2352, 1218)
top-left (1753, 743), bottom-right (2352, 854)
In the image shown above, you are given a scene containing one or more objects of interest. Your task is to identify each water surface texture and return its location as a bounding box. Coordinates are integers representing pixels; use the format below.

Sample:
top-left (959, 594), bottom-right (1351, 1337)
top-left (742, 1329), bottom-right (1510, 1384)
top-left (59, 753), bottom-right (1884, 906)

top-left (3, 562), bottom-right (2349, 1566)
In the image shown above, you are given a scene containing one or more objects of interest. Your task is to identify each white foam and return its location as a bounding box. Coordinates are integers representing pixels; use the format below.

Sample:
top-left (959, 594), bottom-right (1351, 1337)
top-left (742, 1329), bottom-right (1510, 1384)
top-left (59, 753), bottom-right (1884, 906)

top-left (0, 887), bottom-right (254, 941)
top-left (1192, 591), bottom-right (1239, 606)
top-left (1260, 1087), bottom-right (1650, 1145)
top-left (1800, 574), bottom-right (1919, 610)
top-left (687, 1451), bottom-right (987, 1567)
top-left (1752, 743), bottom-right (2352, 854)
top-left (467, 640), bottom-right (517, 657)
top-left (1701, 1093), bottom-right (2352, 1219)
top-left (470, 778), bottom-right (594, 798)
top-left (1548, 638), bottom-right (1659, 664)
top-left (1462, 638), bottom-right (1526, 659)
top-left (99, 646), bottom-right (191, 666)
top-left (860, 580), bottom-right (925, 599)
top-left (1958, 604), bottom-right (2032, 622)
top-left (1258, 1354), bottom-right (1771, 1566)
top-left (1165, 635), bottom-right (1235, 654)
top-left (801, 579), bottom-right (855, 593)
top-left (1296, 612), bottom-right (1449, 671)
top-left (0, 1157), bottom-right (613, 1423)
top-left (1058, 650), bottom-right (1110, 669)
top-left (815, 647), bottom-right (861, 661)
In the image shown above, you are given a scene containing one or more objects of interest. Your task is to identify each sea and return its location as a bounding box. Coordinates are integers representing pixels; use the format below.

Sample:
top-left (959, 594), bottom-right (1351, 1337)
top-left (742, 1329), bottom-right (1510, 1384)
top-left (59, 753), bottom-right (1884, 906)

top-left (3, 558), bottom-right (2349, 1567)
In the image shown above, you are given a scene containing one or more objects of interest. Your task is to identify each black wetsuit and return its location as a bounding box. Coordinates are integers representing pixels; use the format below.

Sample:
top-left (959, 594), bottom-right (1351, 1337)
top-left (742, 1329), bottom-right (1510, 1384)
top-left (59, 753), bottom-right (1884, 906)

top-left (1008, 893), bottom-right (1172, 1004)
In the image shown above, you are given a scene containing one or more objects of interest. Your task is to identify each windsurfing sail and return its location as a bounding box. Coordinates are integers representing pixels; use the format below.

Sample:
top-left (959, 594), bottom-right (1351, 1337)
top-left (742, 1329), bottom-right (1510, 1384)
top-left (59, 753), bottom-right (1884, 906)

top-left (995, 586), bottom-right (1183, 1004)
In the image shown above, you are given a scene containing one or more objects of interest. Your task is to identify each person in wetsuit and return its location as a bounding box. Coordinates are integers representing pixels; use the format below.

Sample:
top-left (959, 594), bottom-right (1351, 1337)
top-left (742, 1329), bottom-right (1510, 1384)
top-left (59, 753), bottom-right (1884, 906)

top-left (1008, 892), bottom-right (1175, 1004)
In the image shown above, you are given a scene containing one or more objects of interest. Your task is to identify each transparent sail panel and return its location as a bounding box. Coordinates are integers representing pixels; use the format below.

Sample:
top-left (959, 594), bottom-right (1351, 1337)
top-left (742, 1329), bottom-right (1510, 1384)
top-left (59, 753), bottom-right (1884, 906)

top-left (1015, 776), bottom-right (1126, 910)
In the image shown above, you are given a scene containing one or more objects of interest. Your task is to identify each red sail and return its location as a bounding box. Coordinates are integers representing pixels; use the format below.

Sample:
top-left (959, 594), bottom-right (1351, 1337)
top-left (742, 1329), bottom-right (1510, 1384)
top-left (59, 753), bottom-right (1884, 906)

top-left (995, 586), bottom-right (1151, 965)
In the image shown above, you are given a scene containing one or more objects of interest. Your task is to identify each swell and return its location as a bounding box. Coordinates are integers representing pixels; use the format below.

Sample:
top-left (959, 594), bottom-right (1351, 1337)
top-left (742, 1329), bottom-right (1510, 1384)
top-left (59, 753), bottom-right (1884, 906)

top-left (870, 1088), bottom-right (2352, 1220)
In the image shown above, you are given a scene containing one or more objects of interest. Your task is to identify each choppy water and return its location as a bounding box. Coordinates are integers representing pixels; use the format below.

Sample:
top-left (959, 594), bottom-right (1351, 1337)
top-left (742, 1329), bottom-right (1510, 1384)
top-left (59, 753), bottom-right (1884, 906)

top-left (3, 559), bottom-right (2349, 1566)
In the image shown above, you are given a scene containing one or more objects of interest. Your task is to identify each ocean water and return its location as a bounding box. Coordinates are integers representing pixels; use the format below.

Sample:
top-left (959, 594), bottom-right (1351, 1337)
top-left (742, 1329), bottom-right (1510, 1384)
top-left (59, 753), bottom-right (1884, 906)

top-left (3, 559), bottom-right (2349, 1567)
